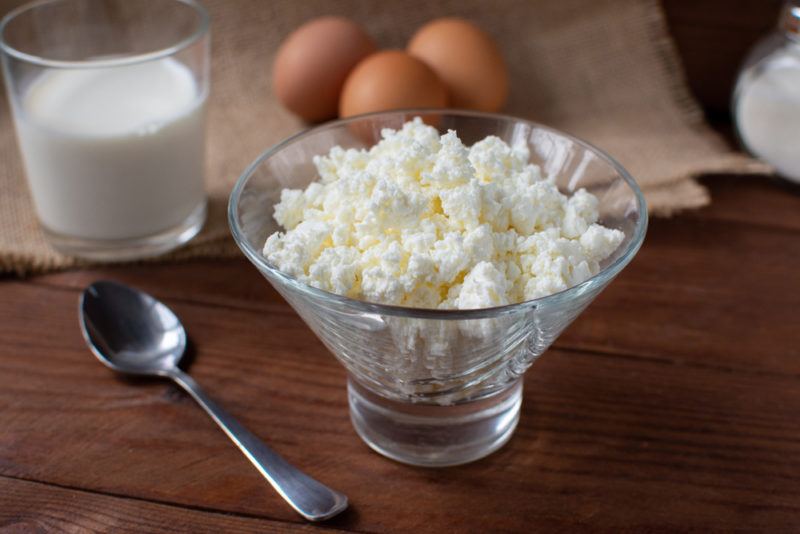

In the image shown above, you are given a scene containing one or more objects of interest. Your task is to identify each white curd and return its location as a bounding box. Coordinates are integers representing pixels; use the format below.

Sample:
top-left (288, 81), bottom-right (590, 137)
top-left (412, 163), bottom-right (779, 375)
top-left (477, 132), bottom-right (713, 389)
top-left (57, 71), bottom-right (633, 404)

top-left (264, 119), bottom-right (624, 310)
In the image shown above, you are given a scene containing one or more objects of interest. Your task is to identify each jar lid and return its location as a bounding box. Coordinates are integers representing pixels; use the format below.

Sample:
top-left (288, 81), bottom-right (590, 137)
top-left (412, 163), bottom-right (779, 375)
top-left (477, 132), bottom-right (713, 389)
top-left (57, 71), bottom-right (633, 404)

top-left (781, 2), bottom-right (800, 38)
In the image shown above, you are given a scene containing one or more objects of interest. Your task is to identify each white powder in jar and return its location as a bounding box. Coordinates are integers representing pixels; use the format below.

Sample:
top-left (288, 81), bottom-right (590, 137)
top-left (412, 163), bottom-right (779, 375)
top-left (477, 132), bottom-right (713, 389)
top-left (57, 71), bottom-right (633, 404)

top-left (736, 52), bottom-right (800, 183)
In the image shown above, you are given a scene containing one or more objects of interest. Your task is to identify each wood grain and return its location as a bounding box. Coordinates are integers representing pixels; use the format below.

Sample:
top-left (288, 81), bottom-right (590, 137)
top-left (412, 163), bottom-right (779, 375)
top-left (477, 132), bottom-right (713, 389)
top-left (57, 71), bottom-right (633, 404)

top-left (3, 279), bottom-right (800, 531)
top-left (688, 175), bottom-right (800, 232)
top-left (0, 476), bottom-right (340, 533)
top-left (3, 171), bottom-right (800, 533)
top-left (560, 209), bottom-right (800, 372)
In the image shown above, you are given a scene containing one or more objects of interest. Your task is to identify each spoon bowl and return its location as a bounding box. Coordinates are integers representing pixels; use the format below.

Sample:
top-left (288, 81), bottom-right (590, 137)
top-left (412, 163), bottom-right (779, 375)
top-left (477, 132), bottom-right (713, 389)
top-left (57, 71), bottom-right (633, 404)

top-left (80, 281), bottom-right (185, 376)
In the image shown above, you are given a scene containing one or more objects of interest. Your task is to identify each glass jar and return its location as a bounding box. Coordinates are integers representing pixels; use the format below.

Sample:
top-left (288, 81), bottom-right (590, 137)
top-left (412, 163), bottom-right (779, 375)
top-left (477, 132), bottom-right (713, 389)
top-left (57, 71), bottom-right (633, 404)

top-left (733, 1), bottom-right (800, 183)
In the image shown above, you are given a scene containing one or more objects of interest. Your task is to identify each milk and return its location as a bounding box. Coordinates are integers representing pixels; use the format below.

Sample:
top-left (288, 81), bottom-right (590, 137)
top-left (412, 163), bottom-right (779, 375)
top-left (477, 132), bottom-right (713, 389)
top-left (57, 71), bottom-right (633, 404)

top-left (15, 58), bottom-right (206, 240)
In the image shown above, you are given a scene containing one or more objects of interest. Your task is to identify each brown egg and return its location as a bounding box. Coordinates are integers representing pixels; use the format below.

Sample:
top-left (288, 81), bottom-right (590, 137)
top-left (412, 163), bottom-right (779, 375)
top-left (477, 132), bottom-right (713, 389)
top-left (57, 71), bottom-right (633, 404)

top-left (339, 50), bottom-right (449, 118)
top-left (273, 16), bottom-right (376, 122)
top-left (408, 18), bottom-right (508, 112)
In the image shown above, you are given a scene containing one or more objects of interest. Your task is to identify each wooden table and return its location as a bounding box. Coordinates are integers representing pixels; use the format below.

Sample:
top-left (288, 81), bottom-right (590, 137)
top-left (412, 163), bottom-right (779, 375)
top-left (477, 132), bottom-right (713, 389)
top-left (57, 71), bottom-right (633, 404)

top-left (1, 174), bottom-right (799, 532)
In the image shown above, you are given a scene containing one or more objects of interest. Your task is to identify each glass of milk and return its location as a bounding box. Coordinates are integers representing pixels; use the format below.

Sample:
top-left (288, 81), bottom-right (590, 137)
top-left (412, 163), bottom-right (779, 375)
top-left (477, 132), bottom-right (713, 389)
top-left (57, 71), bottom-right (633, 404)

top-left (0, 0), bottom-right (209, 260)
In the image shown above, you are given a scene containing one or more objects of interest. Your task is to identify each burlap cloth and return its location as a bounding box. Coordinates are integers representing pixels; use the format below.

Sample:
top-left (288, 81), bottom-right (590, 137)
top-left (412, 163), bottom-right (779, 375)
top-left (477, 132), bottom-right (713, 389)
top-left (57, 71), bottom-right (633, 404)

top-left (0, 0), bottom-right (771, 275)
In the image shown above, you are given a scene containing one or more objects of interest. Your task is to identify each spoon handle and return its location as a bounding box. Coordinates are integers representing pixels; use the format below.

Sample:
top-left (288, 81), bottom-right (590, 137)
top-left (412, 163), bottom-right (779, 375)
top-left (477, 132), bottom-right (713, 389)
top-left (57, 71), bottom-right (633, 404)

top-left (170, 369), bottom-right (348, 521)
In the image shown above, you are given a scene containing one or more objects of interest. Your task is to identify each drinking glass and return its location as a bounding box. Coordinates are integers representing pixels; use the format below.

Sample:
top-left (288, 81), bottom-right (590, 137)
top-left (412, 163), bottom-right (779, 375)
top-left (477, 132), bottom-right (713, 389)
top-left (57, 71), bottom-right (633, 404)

top-left (229, 110), bottom-right (647, 467)
top-left (1, 0), bottom-right (209, 259)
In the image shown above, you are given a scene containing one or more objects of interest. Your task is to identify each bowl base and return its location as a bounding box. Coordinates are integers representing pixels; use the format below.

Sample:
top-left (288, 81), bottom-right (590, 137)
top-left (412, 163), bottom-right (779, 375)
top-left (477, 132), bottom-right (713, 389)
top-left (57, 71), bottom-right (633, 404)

top-left (348, 379), bottom-right (521, 467)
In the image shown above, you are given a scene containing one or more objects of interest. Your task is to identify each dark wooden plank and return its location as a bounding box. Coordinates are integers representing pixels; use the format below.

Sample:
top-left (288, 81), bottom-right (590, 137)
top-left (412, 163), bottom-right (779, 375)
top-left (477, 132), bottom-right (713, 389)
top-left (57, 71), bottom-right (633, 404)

top-left (560, 209), bottom-right (800, 373)
top-left (0, 476), bottom-right (336, 533)
top-left (2, 281), bottom-right (800, 531)
top-left (29, 257), bottom-right (278, 313)
top-left (688, 175), bottom-right (800, 232)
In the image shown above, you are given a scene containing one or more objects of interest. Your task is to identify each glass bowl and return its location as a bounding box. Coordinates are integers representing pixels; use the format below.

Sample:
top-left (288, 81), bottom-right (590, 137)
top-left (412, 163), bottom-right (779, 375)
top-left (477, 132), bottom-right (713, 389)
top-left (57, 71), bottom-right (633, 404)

top-left (228, 110), bottom-right (647, 467)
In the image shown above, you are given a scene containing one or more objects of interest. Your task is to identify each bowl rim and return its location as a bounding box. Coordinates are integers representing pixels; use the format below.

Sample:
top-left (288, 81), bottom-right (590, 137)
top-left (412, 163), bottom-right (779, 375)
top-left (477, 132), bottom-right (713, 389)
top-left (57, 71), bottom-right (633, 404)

top-left (228, 108), bottom-right (648, 320)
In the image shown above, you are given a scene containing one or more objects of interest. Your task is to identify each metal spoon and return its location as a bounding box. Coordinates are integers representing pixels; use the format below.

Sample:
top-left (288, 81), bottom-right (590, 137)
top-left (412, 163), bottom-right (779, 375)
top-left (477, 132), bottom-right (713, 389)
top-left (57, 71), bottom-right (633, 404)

top-left (78, 280), bottom-right (348, 522)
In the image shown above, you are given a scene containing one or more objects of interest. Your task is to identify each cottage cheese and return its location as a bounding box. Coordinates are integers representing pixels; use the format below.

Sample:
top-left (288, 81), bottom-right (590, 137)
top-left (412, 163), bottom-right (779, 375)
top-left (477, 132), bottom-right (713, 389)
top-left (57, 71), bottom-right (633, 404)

top-left (263, 118), bottom-right (624, 309)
